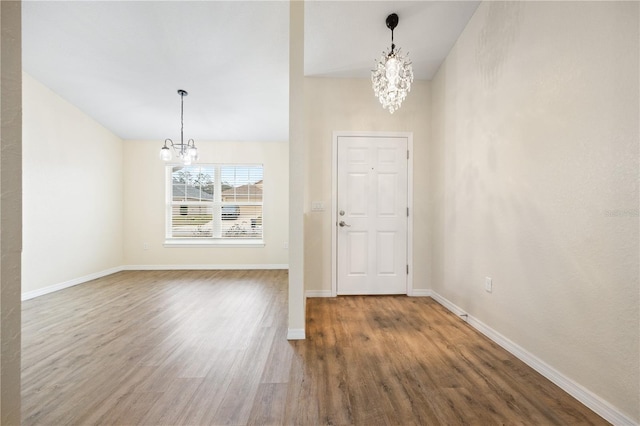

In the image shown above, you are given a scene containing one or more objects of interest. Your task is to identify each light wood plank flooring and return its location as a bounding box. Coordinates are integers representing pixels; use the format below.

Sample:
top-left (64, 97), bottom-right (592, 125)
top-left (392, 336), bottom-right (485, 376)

top-left (22, 270), bottom-right (607, 425)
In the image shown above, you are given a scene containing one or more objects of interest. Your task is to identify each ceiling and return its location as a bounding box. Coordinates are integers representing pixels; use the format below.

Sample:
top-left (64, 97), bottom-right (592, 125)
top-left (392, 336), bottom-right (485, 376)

top-left (22, 1), bottom-right (480, 142)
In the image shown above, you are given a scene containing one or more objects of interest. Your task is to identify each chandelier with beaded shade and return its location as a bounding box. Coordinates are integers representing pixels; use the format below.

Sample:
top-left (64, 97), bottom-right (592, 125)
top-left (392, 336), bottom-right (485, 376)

top-left (371, 13), bottom-right (414, 114)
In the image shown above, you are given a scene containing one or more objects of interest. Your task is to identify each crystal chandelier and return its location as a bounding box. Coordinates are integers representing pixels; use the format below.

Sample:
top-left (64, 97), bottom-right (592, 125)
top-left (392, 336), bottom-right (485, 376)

top-left (160, 89), bottom-right (198, 165)
top-left (371, 13), bottom-right (414, 114)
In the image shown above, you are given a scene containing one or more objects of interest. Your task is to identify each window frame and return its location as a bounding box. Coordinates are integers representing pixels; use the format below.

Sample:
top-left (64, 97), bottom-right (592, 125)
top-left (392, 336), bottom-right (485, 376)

top-left (164, 163), bottom-right (265, 247)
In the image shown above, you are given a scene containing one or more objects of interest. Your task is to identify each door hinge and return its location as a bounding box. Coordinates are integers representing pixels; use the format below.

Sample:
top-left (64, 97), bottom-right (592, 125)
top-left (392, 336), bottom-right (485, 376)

top-left (407, 150), bottom-right (410, 160)
top-left (407, 264), bottom-right (409, 274)
top-left (407, 207), bottom-right (409, 217)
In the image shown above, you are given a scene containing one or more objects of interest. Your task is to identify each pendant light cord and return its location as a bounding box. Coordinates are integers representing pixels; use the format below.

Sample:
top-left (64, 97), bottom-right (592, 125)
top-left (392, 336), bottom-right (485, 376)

top-left (180, 92), bottom-right (184, 146)
top-left (390, 29), bottom-right (395, 54)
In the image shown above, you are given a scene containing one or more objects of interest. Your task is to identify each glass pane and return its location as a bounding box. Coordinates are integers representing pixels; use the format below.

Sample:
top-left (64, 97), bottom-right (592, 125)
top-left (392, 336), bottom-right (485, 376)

top-left (171, 166), bottom-right (215, 202)
top-left (220, 165), bottom-right (263, 203)
top-left (220, 204), bottom-right (262, 238)
top-left (172, 182), bottom-right (187, 202)
top-left (193, 166), bottom-right (215, 200)
top-left (249, 167), bottom-right (263, 202)
top-left (171, 204), bottom-right (213, 238)
top-left (220, 167), bottom-right (236, 201)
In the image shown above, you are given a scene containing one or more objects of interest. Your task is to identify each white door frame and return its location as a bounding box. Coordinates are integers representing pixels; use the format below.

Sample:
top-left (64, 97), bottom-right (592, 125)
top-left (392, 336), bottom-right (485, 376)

top-left (331, 131), bottom-right (414, 297)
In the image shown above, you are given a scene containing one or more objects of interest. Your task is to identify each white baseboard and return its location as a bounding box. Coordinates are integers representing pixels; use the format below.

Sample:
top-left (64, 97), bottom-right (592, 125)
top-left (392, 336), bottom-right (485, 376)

top-left (430, 291), bottom-right (637, 426)
top-left (410, 288), bottom-right (432, 297)
top-left (21, 266), bottom-right (125, 301)
top-left (305, 290), bottom-right (332, 298)
top-left (122, 264), bottom-right (289, 271)
top-left (287, 328), bottom-right (305, 340)
top-left (429, 291), bottom-right (467, 317)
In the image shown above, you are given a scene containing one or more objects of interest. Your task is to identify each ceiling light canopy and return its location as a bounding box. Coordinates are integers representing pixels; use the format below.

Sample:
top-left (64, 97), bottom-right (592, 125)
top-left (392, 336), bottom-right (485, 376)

top-left (160, 89), bottom-right (198, 165)
top-left (371, 13), bottom-right (414, 114)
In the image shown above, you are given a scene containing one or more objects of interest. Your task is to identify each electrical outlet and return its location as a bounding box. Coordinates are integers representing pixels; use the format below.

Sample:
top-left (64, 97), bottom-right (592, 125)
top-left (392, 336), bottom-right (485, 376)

top-left (283, 242), bottom-right (288, 249)
top-left (485, 277), bottom-right (492, 293)
top-left (143, 242), bottom-right (149, 250)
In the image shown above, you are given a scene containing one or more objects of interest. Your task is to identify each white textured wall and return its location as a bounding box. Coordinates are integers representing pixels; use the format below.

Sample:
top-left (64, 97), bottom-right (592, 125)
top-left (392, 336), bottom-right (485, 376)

top-left (430, 1), bottom-right (639, 421)
top-left (22, 73), bottom-right (124, 294)
top-left (122, 140), bottom-right (289, 267)
top-left (304, 78), bottom-right (430, 294)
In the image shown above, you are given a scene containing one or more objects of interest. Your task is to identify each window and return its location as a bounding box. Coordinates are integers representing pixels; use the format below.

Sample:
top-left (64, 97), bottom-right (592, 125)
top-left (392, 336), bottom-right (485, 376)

top-left (166, 164), bottom-right (264, 245)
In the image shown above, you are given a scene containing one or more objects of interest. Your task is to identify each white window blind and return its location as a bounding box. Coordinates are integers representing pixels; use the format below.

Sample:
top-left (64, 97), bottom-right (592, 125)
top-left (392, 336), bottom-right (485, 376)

top-left (167, 164), bottom-right (264, 242)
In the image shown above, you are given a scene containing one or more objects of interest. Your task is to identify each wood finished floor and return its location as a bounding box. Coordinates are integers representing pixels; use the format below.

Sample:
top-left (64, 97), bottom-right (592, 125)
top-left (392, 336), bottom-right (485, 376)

top-left (22, 270), bottom-right (608, 425)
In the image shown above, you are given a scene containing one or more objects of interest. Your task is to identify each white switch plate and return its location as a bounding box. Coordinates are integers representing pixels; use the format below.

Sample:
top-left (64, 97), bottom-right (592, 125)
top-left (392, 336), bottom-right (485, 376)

top-left (311, 201), bottom-right (325, 211)
top-left (485, 277), bottom-right (492, 293)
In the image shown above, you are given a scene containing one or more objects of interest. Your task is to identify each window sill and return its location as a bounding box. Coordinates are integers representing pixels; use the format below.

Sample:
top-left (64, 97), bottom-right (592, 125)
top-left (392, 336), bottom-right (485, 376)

top-left (163, 239), bottom-right (265, 248)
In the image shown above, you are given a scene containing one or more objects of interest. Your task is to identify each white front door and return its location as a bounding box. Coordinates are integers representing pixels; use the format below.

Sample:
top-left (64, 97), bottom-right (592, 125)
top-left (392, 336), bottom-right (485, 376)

top-left (336, 135), bottom-right (408, 295)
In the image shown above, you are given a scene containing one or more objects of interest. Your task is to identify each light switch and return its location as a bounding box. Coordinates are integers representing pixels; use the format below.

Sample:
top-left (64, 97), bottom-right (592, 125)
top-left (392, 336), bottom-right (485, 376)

top-left (311, 201), bottom-right (325, 211)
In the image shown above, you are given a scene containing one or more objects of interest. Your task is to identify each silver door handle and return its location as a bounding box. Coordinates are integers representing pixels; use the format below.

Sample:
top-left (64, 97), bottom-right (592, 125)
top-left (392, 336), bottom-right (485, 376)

top-left (339, 221), bottom-right (351, 227)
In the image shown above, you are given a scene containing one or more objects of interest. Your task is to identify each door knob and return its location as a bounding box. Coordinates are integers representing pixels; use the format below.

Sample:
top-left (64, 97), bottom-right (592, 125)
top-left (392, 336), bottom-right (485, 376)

top-left (339, 221), bottom-right (351, 227)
